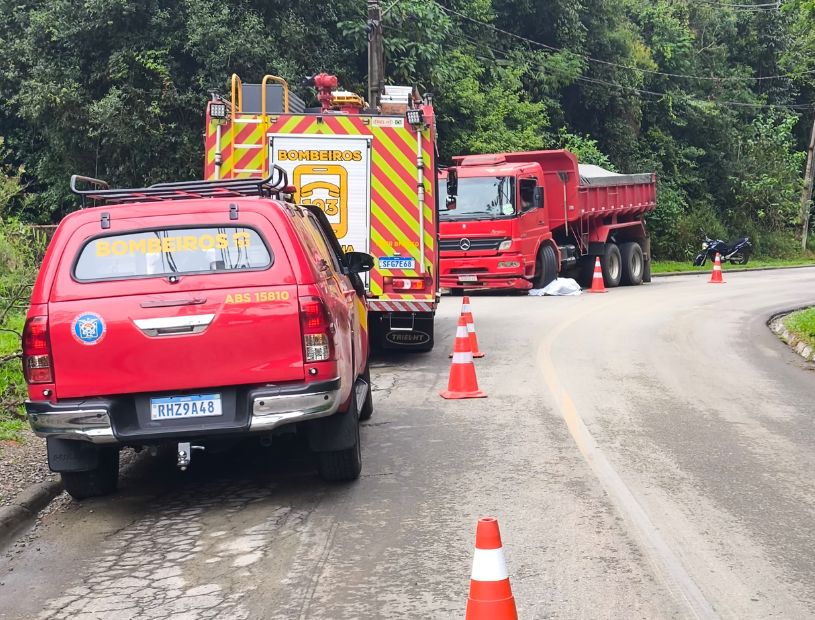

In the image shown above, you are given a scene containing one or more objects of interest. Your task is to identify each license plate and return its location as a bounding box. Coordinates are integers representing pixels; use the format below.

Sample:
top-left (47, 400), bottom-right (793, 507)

top-left (458, 275), bottom-right (478, 282)
top-left (379, 257), bottom-right (415, 270)
top-left (150, 394), bottom-right (222, 420)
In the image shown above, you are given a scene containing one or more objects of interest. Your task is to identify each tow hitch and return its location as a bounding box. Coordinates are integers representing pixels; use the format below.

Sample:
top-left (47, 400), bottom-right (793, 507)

top-left (177, 442), bottom-right (205, 471)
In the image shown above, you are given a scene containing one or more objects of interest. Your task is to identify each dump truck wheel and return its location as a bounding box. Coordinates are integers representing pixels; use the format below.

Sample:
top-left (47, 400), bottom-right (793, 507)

top-left (602, 244), bottom-right (623, 287)
top-left (620, 242), bottom-right (644, 286)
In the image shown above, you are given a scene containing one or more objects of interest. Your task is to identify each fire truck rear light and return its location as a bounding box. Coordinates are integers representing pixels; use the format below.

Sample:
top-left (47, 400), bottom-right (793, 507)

top-left (210, 103), bottom-right (227, 119)
top-left (391, 278), bottom-right (426, 291)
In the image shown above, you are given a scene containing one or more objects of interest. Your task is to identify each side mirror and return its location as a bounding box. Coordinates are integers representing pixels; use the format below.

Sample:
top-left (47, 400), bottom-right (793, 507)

top-left (446, 170), bottom-right (458, 199)
top-left (533, 187), bottom-right (544, 209)
top-left (445, 196), bottom-right (457, 210)
top-left (345, 251), bottom-right (375, 273)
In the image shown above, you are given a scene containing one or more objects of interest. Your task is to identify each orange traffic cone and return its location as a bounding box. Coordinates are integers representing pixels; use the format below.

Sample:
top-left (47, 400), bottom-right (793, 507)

top-left (450, 297), bottom-right (485, 358)
top-left (589, 256), bottom-right (606, 293)
top-left (440, 317), bottom-right (486, 399)
top-left (464, 312), bottom-right (485, 358)
top-left (465, 517), bottom-right (517, 620)
top-left (709, 252), bottom-right (725, 284)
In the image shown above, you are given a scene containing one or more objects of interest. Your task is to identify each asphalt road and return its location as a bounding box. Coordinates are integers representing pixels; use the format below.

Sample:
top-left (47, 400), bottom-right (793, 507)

top-left (2, 268), bottom-right (814, 619)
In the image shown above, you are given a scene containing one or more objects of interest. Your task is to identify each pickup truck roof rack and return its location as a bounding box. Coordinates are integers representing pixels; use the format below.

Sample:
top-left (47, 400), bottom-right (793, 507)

top-left (70, 166), bottom-right (289, 208)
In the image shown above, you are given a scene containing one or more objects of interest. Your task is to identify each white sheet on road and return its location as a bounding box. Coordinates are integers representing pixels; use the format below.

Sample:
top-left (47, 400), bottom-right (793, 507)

top-left (529, 277), bottom-right (583, 296)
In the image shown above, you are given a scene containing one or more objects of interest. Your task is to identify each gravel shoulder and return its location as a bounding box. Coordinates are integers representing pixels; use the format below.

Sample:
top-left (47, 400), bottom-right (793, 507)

top-left (0, 429), bottom-right (56, 509)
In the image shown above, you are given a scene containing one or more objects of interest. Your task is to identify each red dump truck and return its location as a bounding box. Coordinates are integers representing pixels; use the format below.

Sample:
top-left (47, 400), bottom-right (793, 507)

top-left (440, 150), bottom-right (657, 292)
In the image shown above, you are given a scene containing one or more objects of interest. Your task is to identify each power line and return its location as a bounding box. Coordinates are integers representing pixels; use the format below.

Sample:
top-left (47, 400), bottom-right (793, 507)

top-left (431, 0), bottom-right (812, 83)
top-left (689, 0), bottom-right (781, 11)
top-left (450, 30), bottom-right (815, 110)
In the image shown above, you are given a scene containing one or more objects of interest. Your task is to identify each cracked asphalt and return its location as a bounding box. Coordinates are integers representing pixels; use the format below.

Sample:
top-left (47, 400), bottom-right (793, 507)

top-left (2, 268), bottom-right (814, 619)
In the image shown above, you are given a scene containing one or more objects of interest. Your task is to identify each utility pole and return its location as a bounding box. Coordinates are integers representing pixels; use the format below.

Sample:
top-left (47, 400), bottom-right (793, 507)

top-left (367, 0), bottom-right (385, 110)
top-left (801, 111), bottom-right (815, 250)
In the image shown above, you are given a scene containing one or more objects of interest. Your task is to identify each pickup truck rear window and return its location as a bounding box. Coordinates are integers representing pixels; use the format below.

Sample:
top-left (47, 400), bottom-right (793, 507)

top-left (74, 227), bottom-right (272, 281)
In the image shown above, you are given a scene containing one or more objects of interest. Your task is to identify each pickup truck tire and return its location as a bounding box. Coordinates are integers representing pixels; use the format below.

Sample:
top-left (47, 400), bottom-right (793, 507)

top-left (602, 243), bottom-right (623, 288)
top-left (359, 364), bottom-right (374, 422)
top-left (620, 242), bottom-right (644, 286)
top-left (317, 393), bottom-right (362, 482)
top-left (60, 447), bottom-right (119, 500)
top-left (533, 244), bottom-right (558, 288)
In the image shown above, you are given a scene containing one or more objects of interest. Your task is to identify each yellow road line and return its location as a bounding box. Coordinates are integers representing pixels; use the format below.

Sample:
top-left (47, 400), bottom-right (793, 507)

top-left (536, 300), bottom-right (717, 620)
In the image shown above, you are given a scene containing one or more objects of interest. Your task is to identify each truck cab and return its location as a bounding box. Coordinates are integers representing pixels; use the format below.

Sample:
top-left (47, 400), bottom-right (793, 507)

top-left (439, 155), bottom-right (551, 293)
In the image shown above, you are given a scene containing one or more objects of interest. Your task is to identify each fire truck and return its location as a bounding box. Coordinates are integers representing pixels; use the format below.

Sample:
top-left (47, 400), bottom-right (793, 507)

top-left (441, 150), bottom-right (657, 293)
top-left (204, 74), bottom-right (439, 351)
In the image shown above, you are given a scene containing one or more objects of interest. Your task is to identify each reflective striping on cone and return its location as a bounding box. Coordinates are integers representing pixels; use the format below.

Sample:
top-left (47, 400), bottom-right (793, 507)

top-left (452, 351), bottom-right (474, 364)
top-left (471, 548), bottom-right (509, 581)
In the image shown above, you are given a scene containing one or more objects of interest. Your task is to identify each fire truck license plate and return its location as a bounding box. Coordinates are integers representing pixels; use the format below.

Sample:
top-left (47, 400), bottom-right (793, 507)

top-left (458, 275), bottom-right (478, 282)
top-left (150, 394), bottom-right (222, 420)
top-left (379, 257), bottom-right (415, 270)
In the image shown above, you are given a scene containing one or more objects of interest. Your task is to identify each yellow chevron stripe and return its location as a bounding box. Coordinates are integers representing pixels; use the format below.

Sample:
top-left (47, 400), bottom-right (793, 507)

top-left (370, 178), bottom-right (422, 265)
top-left (335, 117), bottom-right (363, 135)
top-left (277, 116), bottom-right (303, 133)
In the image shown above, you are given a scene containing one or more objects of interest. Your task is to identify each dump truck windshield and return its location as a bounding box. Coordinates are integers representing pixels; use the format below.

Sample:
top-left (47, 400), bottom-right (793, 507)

top-left (440, 177), bottom-right (516, 220)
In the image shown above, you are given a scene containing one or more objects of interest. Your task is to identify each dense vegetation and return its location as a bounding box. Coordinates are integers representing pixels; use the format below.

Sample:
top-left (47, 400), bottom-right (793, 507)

top-left (0, 0), bottom-right (813, 261)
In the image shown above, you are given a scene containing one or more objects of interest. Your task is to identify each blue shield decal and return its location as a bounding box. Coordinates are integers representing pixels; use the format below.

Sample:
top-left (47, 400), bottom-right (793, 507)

top-left (72, 312), bottom-right (106, 346)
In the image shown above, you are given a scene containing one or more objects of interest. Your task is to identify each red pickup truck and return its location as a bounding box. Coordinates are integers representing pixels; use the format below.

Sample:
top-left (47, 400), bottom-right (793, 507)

top-left (440, 150), bottom-right (657, 293)
top-left (23, 171), bottom-right (374, 498)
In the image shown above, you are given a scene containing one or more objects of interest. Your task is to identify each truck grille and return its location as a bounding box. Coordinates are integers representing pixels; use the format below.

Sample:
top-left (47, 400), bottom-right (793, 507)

top-left (440, 237), bottom-right (505, 252)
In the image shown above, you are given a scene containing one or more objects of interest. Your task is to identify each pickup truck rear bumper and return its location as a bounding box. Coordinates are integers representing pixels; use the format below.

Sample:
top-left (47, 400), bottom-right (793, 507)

top-left (26, 379), bottom-right (342, 444)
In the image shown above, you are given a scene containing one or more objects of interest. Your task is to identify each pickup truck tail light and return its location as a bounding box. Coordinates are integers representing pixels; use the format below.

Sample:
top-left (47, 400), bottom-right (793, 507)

top-left (299, 297), bottom-right (333, 362)
top-left (22, 316), bottom-right (53, 384)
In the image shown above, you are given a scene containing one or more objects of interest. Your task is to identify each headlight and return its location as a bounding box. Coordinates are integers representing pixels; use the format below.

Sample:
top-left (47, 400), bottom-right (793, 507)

top-left (702, 242), bottom-right (708, 250)
top-left (498, 261), bottom-right (520, 268)
top-left (498, 239), bottom-right (512, 251)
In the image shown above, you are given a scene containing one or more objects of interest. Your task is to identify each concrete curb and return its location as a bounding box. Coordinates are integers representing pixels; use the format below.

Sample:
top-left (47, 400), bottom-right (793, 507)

top-left (768, 307), bottom-right (815, 363)
top-left (653, 264), bottom-right (815, 278)
top-left (0, 478), bottom-right (63, 550)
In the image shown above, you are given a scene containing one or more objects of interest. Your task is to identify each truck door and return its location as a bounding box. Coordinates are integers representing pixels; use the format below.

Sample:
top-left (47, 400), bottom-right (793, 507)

top-left (518, 178), bottom-right (546, 264)
top-left (269, 134), bottom-right (372, 283)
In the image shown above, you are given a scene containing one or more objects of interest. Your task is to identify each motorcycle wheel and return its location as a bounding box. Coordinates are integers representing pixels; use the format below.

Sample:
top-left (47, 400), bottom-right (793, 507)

top-left (730, 253), bottom-right (749, 265)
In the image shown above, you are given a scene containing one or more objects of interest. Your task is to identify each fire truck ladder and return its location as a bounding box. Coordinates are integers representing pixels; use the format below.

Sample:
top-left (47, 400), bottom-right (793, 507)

top-left (227, 74), bottom-right (291, 179)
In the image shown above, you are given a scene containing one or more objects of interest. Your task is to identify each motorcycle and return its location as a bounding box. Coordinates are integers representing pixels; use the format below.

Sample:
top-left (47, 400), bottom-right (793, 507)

top-left (693, 231), bottom-right (752, 266)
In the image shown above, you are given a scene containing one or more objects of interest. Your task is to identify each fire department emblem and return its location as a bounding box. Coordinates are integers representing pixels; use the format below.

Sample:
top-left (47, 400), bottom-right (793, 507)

top-left (72, 312), bottom-right (106, 346)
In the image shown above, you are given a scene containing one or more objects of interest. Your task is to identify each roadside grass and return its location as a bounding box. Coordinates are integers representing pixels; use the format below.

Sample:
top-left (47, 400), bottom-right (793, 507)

top-left (784, 307), bottom-right (815, 349)
top-left (652, 257), bottom-right (815, 274)
top-left (0, 313), bottom-right (26, 443)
